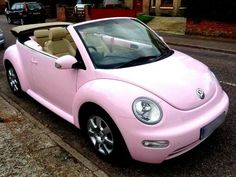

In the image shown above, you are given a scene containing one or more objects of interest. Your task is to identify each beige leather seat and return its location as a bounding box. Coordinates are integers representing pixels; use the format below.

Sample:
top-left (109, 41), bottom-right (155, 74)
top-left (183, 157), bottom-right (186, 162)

top-left (34, 29), bottom-right (49, 47)
top-left (44, 27), bottom-right (76, 57)
top-left (65, 33), bottom-right (77, 50)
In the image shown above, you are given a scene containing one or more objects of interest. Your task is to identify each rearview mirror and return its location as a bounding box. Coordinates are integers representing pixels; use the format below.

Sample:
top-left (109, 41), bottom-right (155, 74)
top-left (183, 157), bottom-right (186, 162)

top-left (55, 55), bottom-right (78, 69)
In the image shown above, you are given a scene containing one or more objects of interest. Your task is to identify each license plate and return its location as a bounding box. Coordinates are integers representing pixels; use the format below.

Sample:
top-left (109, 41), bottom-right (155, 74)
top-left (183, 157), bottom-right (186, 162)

top-left (33, 12), bottom-right (40, 15)
top-left (200, 112), bottom-right (226, 140)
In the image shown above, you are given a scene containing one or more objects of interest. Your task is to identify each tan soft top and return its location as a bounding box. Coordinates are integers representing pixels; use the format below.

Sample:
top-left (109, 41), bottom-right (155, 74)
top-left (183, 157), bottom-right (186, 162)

top-left (11, 22), bottom-right (72, 38)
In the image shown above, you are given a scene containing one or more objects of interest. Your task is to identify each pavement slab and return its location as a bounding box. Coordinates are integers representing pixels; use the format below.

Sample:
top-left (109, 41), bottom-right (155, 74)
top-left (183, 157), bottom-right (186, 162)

top-left (0, 94), bottom-right (109, 177)
top-left (159, 33), bottom-right (236, 54)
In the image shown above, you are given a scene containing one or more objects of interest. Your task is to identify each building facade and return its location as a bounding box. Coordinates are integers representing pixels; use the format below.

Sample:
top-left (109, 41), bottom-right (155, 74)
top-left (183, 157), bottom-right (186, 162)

top-left (124, 0), bottom-right (187, 16)
top-left (1, 0), bottom-right (187, 17)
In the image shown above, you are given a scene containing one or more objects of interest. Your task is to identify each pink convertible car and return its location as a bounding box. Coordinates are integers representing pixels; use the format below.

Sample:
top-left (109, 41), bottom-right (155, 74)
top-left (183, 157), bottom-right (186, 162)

top-left (3, 18), bottom-right (229, 163)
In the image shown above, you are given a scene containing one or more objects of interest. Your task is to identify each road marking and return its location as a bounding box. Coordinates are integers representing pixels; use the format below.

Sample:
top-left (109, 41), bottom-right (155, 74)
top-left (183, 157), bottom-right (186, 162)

top-left (220, 81), bottom-right (236, 87)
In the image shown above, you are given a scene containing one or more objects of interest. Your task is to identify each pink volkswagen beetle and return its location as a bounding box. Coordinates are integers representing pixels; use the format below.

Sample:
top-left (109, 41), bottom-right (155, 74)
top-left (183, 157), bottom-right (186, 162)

top-left (3, 18), bottom-right (229, 164)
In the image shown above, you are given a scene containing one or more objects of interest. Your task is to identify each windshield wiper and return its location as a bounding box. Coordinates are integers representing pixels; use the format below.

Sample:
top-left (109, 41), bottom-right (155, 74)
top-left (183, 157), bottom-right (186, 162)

top-left (115, 55), bottom-right (158, 68)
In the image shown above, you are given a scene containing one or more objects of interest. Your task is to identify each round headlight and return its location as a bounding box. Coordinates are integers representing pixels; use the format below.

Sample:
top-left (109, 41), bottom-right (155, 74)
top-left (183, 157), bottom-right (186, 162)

top-left (132, 98), bottom-right (163, 125)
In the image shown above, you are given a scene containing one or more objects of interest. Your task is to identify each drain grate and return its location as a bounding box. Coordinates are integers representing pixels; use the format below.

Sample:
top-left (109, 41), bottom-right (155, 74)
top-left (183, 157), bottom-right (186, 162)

top-left (0, 116), bottom-right (22, 123)
top-left (0, 117), bottom-right (4, 123)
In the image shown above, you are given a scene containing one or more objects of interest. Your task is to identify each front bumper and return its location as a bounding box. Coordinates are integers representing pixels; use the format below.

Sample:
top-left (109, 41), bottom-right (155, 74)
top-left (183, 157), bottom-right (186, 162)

top-left (116, 91), bottom-right (229, 164)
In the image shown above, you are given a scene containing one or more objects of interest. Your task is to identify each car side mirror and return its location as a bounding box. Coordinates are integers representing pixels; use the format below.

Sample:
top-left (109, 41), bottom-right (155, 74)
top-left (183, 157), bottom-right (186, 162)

top-left (55, 55), bottom-right (78, 69)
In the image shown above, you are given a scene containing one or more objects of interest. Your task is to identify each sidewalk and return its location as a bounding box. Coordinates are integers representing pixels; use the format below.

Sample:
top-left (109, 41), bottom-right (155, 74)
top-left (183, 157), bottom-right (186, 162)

top-left (159, 32), bottom-right (236, 54)
top-left (0, 94), bottom-right (108, 177)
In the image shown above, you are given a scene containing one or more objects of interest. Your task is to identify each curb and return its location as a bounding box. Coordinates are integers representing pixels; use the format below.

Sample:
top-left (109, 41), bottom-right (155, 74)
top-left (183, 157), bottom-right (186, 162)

top-left (167, 42), bottom-right (236, 55)
top-left (0, 93), bottom-right (110, 177)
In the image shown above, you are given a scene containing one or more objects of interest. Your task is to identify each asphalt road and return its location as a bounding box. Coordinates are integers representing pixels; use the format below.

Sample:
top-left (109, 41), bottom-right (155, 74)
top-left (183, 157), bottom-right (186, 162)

top-left (0, 15), bottom-right (235, 177)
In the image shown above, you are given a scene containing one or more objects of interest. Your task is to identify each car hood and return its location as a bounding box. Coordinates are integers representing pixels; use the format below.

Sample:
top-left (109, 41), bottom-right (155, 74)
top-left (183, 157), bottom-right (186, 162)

top-left (95, 51), bottom-right (217, 111)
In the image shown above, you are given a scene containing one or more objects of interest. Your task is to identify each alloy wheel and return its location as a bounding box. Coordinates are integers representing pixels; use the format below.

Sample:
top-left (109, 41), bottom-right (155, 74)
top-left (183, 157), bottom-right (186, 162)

top-left (7, 17), bottom-right (12, 24)
top-left (7, 67), bottom-right (19, 92)
top-left (87, 115), bottom-right (114, 155)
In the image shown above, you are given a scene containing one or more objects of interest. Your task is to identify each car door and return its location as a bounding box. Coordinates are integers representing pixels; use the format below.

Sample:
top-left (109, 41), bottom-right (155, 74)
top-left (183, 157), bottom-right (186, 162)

top-left (30, 51), bottom-right (78, 116)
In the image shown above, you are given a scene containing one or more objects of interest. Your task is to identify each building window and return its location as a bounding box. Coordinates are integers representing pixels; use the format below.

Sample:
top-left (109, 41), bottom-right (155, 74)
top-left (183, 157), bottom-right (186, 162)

top-left (181, 0), bottom-right (187, 7)
top-left (161, 0), bottom-right (173, 7)
top-left (151, 0), bottom-right (156, 7)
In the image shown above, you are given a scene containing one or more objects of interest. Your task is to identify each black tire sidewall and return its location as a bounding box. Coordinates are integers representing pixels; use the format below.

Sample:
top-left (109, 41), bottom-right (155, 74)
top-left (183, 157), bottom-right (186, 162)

top-left (20, 18), bottom-right (25, 25)
top-left (6, 65), bottom-right (24, 96)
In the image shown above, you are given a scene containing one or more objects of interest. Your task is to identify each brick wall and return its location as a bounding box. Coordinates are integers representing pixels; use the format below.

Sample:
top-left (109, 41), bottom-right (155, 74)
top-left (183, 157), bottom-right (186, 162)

top-left (0, 0), bottom-right (5, 14)
top-left (186, 19), bottom-right (236, 38)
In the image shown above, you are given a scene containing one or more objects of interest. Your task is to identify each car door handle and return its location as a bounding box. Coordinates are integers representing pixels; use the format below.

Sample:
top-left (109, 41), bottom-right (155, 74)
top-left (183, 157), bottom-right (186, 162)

top-left (31, 59), bottom-right (38, 64)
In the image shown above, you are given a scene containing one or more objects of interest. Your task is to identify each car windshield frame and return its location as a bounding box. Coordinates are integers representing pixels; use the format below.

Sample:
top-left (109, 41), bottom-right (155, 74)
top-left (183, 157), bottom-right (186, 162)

top-left (74, 18), bottom-right (173, 69)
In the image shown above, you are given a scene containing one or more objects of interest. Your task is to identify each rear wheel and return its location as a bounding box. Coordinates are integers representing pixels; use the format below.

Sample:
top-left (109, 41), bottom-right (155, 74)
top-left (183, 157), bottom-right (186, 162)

top-left (6, 65), bottom-right (24, 96)
top-left (84, 109), bottom-right (129, 162)
top-left (39, 18), bottom-right (46, 23)
top-left (7, 17), bottom-right (12, 24)
top-left (20, 18), bottom-right (24, 25)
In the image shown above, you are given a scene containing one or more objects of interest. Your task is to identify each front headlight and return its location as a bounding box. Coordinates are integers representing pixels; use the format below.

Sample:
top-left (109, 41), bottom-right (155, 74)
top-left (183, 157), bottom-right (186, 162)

top-left (132, 97), bottom-right (163, 125)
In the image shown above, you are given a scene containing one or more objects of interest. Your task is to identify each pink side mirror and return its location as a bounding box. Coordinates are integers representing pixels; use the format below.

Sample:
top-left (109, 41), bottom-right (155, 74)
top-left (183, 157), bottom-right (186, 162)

top-left (55, 55), bottom-right (77, 69)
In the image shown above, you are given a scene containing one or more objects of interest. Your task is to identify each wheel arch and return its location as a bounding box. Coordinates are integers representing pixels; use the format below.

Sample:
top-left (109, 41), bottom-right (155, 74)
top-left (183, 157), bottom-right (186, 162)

top-left (3, 45), bottom-right (30, 91)
top-left (71, 79), bottom-right (158, 161)
top-left (78, 101), bottom-right (131, 160)
top-left (78, 102), bottom-right (111, 131)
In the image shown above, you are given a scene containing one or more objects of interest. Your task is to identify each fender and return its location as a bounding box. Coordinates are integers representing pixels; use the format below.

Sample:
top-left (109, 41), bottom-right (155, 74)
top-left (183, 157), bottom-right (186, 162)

top-left (3, 44), bottom-right (30, 92)
top-left (72, 79), bottom-right (162, 128)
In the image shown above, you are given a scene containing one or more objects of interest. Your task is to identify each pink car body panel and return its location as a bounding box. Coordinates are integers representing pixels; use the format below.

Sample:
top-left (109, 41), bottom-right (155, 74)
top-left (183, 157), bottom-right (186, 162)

top-left (4, 43), bottom-right (30, 91)
top-left (3, 18), bottom-right (229, 164)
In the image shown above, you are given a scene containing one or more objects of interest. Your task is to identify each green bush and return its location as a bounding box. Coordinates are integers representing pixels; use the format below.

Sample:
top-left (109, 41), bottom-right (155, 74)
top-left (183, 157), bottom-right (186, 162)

top-left (137, 14), bottom-right (154, 24)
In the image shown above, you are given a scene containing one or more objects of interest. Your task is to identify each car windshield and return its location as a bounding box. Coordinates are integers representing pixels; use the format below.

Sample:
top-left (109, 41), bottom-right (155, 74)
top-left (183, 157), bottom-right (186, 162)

top-left (77, 0), bottom-right (86, 4)
top-left (75, 19), bottom-right (173, 69)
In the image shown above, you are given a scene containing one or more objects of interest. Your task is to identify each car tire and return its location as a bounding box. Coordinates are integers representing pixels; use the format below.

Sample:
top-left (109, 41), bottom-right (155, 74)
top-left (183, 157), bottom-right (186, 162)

top-left (6, 64), bottom-right (24, 97)
top-left (20, 18), bottom-right (24, 25)
top-left (7, 17), bottom-right (12, 24)
top-left (39, 18), bottom-right (46, 23)
top-left (85, 109), bottom-right (130, 162)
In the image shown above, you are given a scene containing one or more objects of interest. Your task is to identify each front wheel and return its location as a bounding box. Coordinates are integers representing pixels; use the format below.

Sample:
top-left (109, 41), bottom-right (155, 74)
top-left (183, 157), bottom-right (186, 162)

top-left (7, 17), bottom-right (12, 24)
top-left (85, 110), bottom-right (129, 162)
top-left (6, 65), bottom-right (24, 96)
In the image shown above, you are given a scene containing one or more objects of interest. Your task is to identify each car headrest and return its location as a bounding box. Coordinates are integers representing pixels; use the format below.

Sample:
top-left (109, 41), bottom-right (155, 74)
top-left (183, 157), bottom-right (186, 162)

top-left (66, 33), bottom-right (73, 42)
top-left (49, 27), bottom-right (67, 41)
top-left (34, 29), bottom-right (49, 38)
